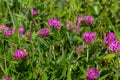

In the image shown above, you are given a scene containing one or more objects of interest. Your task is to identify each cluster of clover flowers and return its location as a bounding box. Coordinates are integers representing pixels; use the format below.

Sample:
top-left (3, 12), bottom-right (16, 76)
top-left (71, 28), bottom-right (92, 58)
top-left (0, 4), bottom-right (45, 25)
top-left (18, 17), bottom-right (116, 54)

top-left (1, 9), bottom-right (120, 80)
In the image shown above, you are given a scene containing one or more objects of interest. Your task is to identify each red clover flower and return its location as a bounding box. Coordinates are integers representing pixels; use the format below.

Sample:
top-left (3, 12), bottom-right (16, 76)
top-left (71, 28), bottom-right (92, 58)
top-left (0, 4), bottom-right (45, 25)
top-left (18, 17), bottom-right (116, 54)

top-left (82, 32), bottom-right (96, 44)
top-left (76, 16), bottom-right (82, 26)
top-left (48, 18), bottom-right (61, 29)
top-left (38, 28), bottom-right (50, 37)
top-left (5, 30), bottom-right (11, 36)
top-left (2, 78), bottom-right (12, 80)
top-left (84, 15), bottom-right (94, 25)
top-left (109, 41), bottom-right (120, 53)
top-left (11, 27), bottom-right (16, 34)
top-left (103, 32), bottom-right (116, 46)
top-left (14, 49), bottom-right (28, 60)
top-left (86, 68), bottom-right (99, 80)
top-left (31, 8), bottom-right (37, 16)
top-left (18, 27), bottom-right (24, 35)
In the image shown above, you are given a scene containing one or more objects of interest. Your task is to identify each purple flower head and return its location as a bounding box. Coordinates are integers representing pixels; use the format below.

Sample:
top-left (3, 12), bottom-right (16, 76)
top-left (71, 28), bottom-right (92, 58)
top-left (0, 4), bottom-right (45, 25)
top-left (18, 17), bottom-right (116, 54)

top-left (2, 78), bottom-right (12, 80)
top-left (53, 20), bottom-right (61, 29)
top-left (14, 49), bottom-right (28, 60)
top-left (109, 41), bottom-right (120, 53)
top-left (103, 32), bottom-right (116, 46)
top-left (48, 18), bottom-right (61, 29)
top-left (82, 32), bottom-right (96, 44)
top-left (86, 68), bottom-right (99, 80)
top-left (11, 27), bottom-right (16, 34)
top-left (76, 16), bottom-right (82, 26)
top-left (84, 15), bottom-right (94, 25)
top-left (18, 27), bottom-right (24, 35)
top-left (5, 30), bottom-right (11, 36)
top-left (31, 8), bottom-right (37, 16)
top-left (48, 19), bottom-right (54, 28)
top-left (38, 28), bottom-right (50, 37)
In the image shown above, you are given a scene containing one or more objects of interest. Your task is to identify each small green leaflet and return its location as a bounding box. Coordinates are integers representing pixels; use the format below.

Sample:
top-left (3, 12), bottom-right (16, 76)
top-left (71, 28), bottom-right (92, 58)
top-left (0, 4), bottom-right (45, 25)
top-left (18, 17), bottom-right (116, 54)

top-left (103, 53), bottom-right (116, 59)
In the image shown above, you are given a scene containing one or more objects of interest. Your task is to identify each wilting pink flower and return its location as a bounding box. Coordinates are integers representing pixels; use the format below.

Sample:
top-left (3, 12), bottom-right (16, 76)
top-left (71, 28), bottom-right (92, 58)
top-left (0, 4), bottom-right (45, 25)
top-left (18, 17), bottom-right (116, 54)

top-left (82, 32), bottom-right (96, 44)
top-left (48, 19), bottom-right (61, 29)
top-left (25, 32), bottom-right (32, 42)
top-left (72, 26), bottom-right (80, 34)
top-left (103, 32), bottom-right (116, 46)
top-left (31, 8), bottom-right (37, 16)
top-left (76, 45), bottom-right (84, 54)
top-left (66, 21), bottom-right (80, 34)
top-left (14, 49), bottom-right (28, 60)
top-left (84, 15), bottom-right (94, 25)
top-left (66, 21), bottom-right (74, 30)
top-left (18, 27), bottom-right (24, 35)
top-left (38, 28), bottom-right (50, 37)
top-left (11, 27), bottom-right (16, 34)
top-left (2, 77), bottom-right (12, 80)
top-left (0, 25), bottom-right (9, 32)
top-left (109, 41), bottom-right (120, 53)
top-left (86, 68), bottom-right (99, 80)
top-left (5, 30), bottom-right (11, 36)
top-left (76, 16), bottom-right (82, 26)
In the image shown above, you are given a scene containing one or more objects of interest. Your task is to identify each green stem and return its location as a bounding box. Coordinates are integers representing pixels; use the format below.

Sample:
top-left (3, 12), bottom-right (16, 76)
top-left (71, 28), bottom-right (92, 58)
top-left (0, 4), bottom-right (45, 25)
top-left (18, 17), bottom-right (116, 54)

top-left (51, 45), bottom-right (56, 60)
top-left (87, 45), bottom-right (89, 63)
top-left (6, 1), bottom-right (15, 26)
top-left (118, 57), bottom-right (120, 68)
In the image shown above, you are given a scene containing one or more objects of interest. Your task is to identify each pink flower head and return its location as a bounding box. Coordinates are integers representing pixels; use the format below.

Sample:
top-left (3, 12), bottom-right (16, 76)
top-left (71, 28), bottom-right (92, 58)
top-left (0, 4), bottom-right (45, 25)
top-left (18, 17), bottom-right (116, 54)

top-left (76, 16), bottom-right (82, 26)
top-left (11, 27), bottom-right (16, 34)
top-left (86, 68), bottom-right (99, 80)
top-left (38, 28), bottom-right (50, 37)
top-left (84, 15), bottom-right (94, 25)
top-left (5, 30), bottom-right (11, 36)
top-left (31, 8), bottom-right (37, 16)
top-left (2, 78), bottom-right (12, 80)
top-left (82, 32), bottom-right (96, 44)
top-left (48, 18), bottom-right (61, 29)
top-left (18, 27), bottom-right (24, 35)
top-left (103, 32), bottom-right (116, 46)
top-left (14, 49), bottom-right (28, 60)
top-left (109, 41), bottom-right (120, 53)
